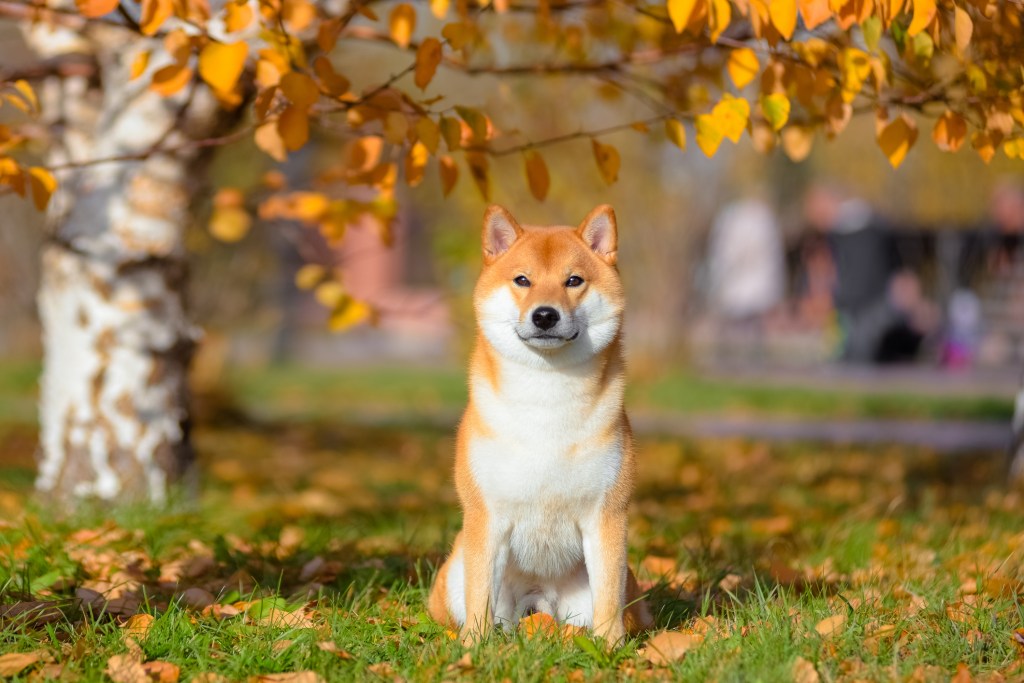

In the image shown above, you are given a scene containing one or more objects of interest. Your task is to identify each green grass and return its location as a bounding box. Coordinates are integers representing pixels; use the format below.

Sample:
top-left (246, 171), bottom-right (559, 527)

top-left (1, 419), bottom-right (1022, 681)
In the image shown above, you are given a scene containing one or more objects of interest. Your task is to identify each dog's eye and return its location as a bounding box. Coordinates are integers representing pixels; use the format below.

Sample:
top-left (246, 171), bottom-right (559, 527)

top-left (565, 275), bottom-right (584, 288)
top-left (513, 275), bottom-right (531, 287)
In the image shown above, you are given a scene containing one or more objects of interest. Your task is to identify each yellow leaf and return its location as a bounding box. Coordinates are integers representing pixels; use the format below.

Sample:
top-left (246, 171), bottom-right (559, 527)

top-left (295, 264), bottom-right (327, 290)
top-left (440, 115), bottom-right (462, 150)
top-left (455, 106), bottom-right (488, 142)
top-left (665, 118), bottom-right (687, 150)
top-left (814, 613), bottom-right (847, 638)
top-left (798, 0), bottom-right (830, 29)
top-left (121, 614), bottom-right (155, 640)
top-left (198, 42), bottom-right (248, 94)
top-left (907, 0), bottom-right (935, 35)
top-left (414, 37), bottom-right (443, 90)
top-left (465, 151), bottom-right (490, 200)
top-left (430, 0), bottom-right (449, 18)
top-left (727, 48), bottom-right (759, 89)
top-left (74, 0), bottom-right (118, 18)
top-left (840, 47), bottom-right (871, 102)
top-left (139, 0), bottom-right (173, 36)
top-left (209, 206), bottom-right (251, 242)
top-left (0, 158), bottom-right (26, 196)
top-left (278, 105), bottom-right (310, 151)
top-left (972, 131), bottom-right (995, 163)
top-left (668, 0), bottom-right (700, 32)
top-left (279, 72), bottom-right (319, 109)
top-left (438, 155), bottom-right (458, 196)
top-left (389, 4), bottom-right (416, 48)
top-left (769, 0), bottom-right (797, 39)
top-left (932, 110), bottom-right (967, 152)
top-left (328, 298), bottom-right (372, 331)
top-left (876, 113), bottom-right (917, 168)
top-left (953, 6), bottom-right (972, 53)
top-left (414, 116), bottom-right (440, 154)
top-left (405, 141), bottom-right (429, 187)
top-left (709, 0), bottom-right (731, 42)
top-left (313, 56), bottom-right (349, 97)
top-left (696, 114), bottom-right (723, 156)
top-left (640, 630), bottom-right (704, 666)
top-left (523, 150), bottom-right (550, 201)
top-left (781, 125), bottom-right (814, 161)
top-left (1003, 139), bottom-right (1024, 160)
top-left (130, 51), bottom-right (150, 81)
top-left (150, 64), bottom-right (193, 96)
top-left (255, 121), bottom-right (287, 161)
top-left (317, 18), bottom-right (343, 52)
top-left (761, 93), bottom-right (790, 131)
top-left (224, 0), bottom-right (253, 32)
top-left (441, 21), bottom-right (473, 50)
top-left (12, 80), bottom-right (39, 113)
top-left (713, 95), bottom-right (750, 142)
top-left (591, 139), bottom-right (620, 184)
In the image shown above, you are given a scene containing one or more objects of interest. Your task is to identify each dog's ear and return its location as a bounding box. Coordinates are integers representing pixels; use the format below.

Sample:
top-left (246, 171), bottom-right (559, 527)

top-left (482, 205), bottom-right (523, 264)
top-left (577, 204), bottom-right (617, 265)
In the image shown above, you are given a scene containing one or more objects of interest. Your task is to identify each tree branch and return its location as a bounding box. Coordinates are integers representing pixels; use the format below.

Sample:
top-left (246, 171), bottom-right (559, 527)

top-left (0, 53), bottom-right (97, 82)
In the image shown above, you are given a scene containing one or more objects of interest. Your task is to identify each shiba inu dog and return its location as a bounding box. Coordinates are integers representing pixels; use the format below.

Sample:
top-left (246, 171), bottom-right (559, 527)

top-left (428, 204), bottom-right (652, 644)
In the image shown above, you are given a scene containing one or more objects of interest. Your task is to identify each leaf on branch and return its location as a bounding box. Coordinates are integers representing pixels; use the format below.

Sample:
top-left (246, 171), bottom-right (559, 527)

top-left (709, 0), bottom-right (731, 42)
top-left (715, 95), bottom-right (750, 142)
top-left (10, 80), bottom-right (39, 115)
top-left (441, 22), bottom-right (473, 50)
top-left (75, 0), bottom-right (119, 18)
top-left (761, 93), bottom-right (790, 131)
top-left (953, 6), bottom-right (972, 54)
top-left (769, 0), bottom-right (797, 39)
top-left (665, 119), bottom-right (687, 151)
top-left (130, 51), bottom-right (151, 81)
top-left (781, 125), bottom-right (814, 161)
top-left (389, 4), bottom-right (416, 48)
top-left (932, 110), bottom-right (967, 152)
top-left (727, 48), bottom-right (760, 89)
top-left (317, 18), bottom-right (344, 52)
top-left (414, 116), bottom-right (440, 154)
top-left (198, 42), bottom-right (249, 95)
top-left (695, 114), bottom-right (723, 157)
top-left (151, 65), bottom-right (194, 97)
top-left (907, 0), bottom-right (935, 36)
top-left (668, 0), bottom-right (700, 32)
top-left (295, 265), bottom-right (328, 290)
top-left (1003, 139), bottom-right (1024, 160)
top-left (440, 116), bottom-right (462, 150)
top-left (438, 155), bottom-right (458, 196)
top-left (329, 298), bottom-right (372, 332)
top-left (278, 106), bottom-right (310, 151)
top-left (523, 150), bottom-right (550, 201)
top-left (876, 112), bottom-right (917, 168)
top-left (224, 0), bottom-right (253, 32)
top-left (798, 0), bottom-right (830, 30)
top-left (405, 141), bottom-right (429, 187)
top-left (313, 57), bottom-right (350, 97)
top-left (280, 72), bottom-right (319, 109)
top-left (383, 111), bottom-right (409, 144)
top-left (430, 0), bottom-right (449, 18)
top-left (972, 131), bottom-right (995, 164)
top-left (591, 139), bottom-right (620, 185)
top-left (140, 0), bottom-right (174, 36)
top-left (465, 152), bottom-right (490, 200)
top-left (0, 158), bottom-right (26, 197)
top-left (455, 106), bottom-right (489, 143)
top-left (255, 121), bottom-right (288, 161)
top-left (414, 38), bottom-right (443, 90)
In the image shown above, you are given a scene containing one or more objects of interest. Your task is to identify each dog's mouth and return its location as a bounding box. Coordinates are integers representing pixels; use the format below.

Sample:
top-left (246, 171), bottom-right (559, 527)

top-left (518, 330), bottom-right (579, 346)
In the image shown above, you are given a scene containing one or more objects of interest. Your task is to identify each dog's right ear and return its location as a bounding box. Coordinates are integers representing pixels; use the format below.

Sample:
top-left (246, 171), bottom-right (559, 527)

top-left (482, 205), bottom-right (523, 264)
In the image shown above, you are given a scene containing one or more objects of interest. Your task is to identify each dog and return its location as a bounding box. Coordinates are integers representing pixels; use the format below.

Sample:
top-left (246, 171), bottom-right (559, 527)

top-left (428, 204), bottom-right (652, 645)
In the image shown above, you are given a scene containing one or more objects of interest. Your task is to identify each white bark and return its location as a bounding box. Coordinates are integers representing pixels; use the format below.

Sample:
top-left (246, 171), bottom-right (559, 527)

top-left (26, 22), bottom-right (221, 503)
top-left (1011, 380), bottom-right (1024, 482)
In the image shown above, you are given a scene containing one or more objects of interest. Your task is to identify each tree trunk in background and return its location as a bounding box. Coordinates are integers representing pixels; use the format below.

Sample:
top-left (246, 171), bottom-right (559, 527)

top-left (25, 24), bottom-right (220, 503)
top-left (1011, 380), bottom-right (1024, 482)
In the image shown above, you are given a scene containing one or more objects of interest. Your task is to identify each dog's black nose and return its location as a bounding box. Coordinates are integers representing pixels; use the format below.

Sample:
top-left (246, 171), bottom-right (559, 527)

top-left (532, 307), bottom-right (560, 330)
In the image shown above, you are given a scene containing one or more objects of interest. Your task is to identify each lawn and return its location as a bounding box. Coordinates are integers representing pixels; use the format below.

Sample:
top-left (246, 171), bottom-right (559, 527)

top-left (1, 408), bottom-right (1022, 681)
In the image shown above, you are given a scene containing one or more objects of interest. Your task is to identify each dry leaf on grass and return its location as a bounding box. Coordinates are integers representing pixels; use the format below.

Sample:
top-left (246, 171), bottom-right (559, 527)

top-left (143, 661), bottom-right (180, 683)
top-left (0, 652), bottom-right (46, 677)
top-left (814, 613), bottom-right (846, 638)
top-left (639, 630), bottom-right (704, 665)
top-left (951, 663), bottom-right (973, 683)
top-left (315, 642), bottom-right (353, 660)
top-left (122, 613), bottom-right (155, 640)
top-left (106, 654), bottom-right (149, 683)
top-left (792, 656), bottom-right (820, 683)
top-left (445, 653), bottom-right (473, 673)
top-left (366, 663), bottom-right (395, 677)
top-left (192, 674), bottom-right (229, 683)
top-left (250, 673), bottom-right (325, 683)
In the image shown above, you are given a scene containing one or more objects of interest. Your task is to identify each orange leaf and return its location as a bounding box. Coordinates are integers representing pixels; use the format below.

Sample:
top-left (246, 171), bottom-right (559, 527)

top-left (277, 105), bottom-right (310, 151)
top-left (414, 37), bottom-right (443, 90)
top-left (465, 151), bottom-right (489, 200)
top-left (665, 118), bottom-right (687, 151)
top-left (279, 72), bottom-right (319, 109)
top-left (389, 3), bottom-right (416, 48)
top-left (932, 110), bottom-right (967, 152)
top-left (523, 150), bottom-right (550, 201)
top-left (150, 64), bottom-right (193, 96)
top-left (224, 0), bottom-right (253, 32)
top-left (438, 155), bottom-right (458, 196)
top-left (907, 0), bottom-right (935, 35)
top-left (591, 139), bottom-right (620, 184)
top-left (814, 613), bottom-right (847, 638)
top-left (75, 0), bottom-right (119, 18)
top-left (105, 655), bottom-right (148, 683)
top-left (769, 0), bottom-right (797, 39)
top-left (792, 656), bottom-right (821, 683)
top-left (198, 41), bottom-right (248, 94)
top-left (953, 6), bottom-right (972, 53)
top-left (781, 125), bottom-right (815, 161)
top-left (142, 661), bottom-right (180, 683)
top-left (0, 652), bottom-right (44, 678)
top-left (255, 121), bottom-right (287, 161)
top-left (668, 0), bottom-right (700, 32)
top-left (640, 630), bottom-right (704, 665)
top-left (404, 141), bottom-right (428, 187)
top-left (876, 113), bottom-right (917, 168)
top-left (139, 0), bottom-right (173, 36)
top-left (520, 612), bottom-right (559, 638)
top-left (129, 51), bottom-right (151, 80)
top-left (709, 0), bottom-right (731, 42)
top-left (313, 56), bottom-right (349, 97)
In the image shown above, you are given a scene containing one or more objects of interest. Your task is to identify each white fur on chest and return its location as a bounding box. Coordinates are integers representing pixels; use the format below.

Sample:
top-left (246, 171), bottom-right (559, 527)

top-left (467, 360), bottom-right (624, 577)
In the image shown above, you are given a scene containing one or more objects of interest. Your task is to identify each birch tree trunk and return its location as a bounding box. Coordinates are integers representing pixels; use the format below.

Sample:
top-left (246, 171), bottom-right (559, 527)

top-left (26, 23), bottom-right (221, 503)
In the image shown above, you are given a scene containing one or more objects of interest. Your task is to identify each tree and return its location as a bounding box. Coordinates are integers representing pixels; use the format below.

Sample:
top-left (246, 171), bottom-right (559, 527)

top-left (1, 0), bottom-right (1022, 503)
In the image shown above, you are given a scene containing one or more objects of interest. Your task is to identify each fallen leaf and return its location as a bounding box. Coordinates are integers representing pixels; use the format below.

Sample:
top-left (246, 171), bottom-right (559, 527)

top-left (106, 654), bottom-right (148, 683)
top-left (814, 613), bottom-right (847, 638)
top-left (792, 656), bottom-right (820, 683)
top-left (520, 612), bottom-right (559, 638)
top-left (121, 613), bottom-right (155, 640)
top-left (143, 661), bottom-right (181, 683)
top-left (250, 673), bottom-right (325, 683)
top-left (639, 630), bottom-right (703, 665)
top-left (0, 652), bottom-right (43, 677)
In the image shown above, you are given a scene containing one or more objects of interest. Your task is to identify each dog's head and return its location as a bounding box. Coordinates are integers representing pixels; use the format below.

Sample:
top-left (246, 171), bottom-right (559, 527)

top-left (473, 204), bottom-right (624, 367)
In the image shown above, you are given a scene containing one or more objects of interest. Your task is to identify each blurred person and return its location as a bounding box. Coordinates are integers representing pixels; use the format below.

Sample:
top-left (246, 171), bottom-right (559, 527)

top-left (705, 194), bottom-right (786, 360)
top-left (804, 184), bottom-right (936, 364)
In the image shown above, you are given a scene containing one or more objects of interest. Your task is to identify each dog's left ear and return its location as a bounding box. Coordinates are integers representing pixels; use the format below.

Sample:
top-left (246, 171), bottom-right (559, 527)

top-left (577, 204), bottom-right (617, 265)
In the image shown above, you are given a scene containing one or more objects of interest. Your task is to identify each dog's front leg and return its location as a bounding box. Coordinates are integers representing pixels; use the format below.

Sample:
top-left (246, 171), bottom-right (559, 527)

top-left (461, 511), bottom-right (509, 643)
top-left (581, 509), bottom-right (628, 646)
